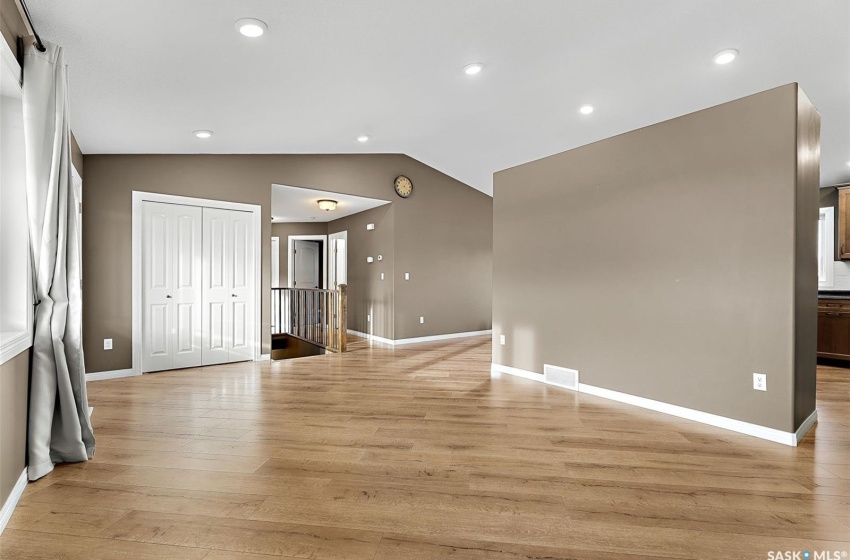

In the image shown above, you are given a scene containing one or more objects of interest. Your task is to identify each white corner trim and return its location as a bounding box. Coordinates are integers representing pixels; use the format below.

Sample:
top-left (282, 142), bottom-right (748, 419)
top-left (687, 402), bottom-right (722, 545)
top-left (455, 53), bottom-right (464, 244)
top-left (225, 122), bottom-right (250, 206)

top-left (85, 369), bottom-right (138, 382)
top-left (347, 329), bottom-right (395, 345)
top-left (795, 409), bottom-right (818, 445)
top-left (258, 354), bottom-right (271, 361)
top-left (0, 35), bottom-right (21, 89)
top-left (0, 331), bottom-right (32, 367)
top-left (0, 469), bottom-right (27, 536)
top-left (393, 330), bottom-right (492, 346)
top-left (491, 362), bottom-right (809, 447)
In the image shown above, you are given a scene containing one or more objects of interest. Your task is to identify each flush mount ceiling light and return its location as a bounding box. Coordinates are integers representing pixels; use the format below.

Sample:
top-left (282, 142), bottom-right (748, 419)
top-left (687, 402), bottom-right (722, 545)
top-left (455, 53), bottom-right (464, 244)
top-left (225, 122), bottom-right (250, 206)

top-left (579, 105), bottom-right (594, 115)
top-left (235, 18), bottom-right (268, 38)
top-left (713, 49), bottom-right (738, 65)
top-left (193, 130), bottom-right (213, 139)
top-left (357, 135), bottom-right (369, 142)
top-left (463, 63), bottom-right (484, 76)
top-left (317, 199), bottom-right (338, 211)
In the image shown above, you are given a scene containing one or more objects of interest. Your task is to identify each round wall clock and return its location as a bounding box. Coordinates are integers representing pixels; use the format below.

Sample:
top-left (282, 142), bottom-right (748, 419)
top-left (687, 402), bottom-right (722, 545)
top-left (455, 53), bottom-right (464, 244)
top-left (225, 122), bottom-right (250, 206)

top-left (394, 175), bottom-right (413, 198)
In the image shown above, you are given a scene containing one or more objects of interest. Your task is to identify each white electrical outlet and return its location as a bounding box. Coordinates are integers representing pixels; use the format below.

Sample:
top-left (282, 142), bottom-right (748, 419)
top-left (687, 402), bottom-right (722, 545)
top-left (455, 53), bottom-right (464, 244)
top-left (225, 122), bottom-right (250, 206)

top-left (366, 223), bottom-right (375, 230)
top-left (104, 338), bottom-right (113, 350)
top-left (499, 334), bottom-right (506, 346)
top-left (419, 316), bottom-right (425, 324)
top-left (405, 272), bottom-right (410, 280)
top-left (753, 373), bottom-right (767, 391)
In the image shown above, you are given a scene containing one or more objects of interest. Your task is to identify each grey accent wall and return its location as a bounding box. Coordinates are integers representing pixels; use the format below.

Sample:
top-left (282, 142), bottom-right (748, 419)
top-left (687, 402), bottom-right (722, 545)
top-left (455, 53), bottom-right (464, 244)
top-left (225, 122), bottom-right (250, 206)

top-left (271, 222), bottom-right (328, 288)
top-left (0, 350), bottom-right (29, 507)
top-left (82, 154), bottom-right (492, 372)
top-left (493, 84), bottom-right (818, 433)
top-left (328, 206), bottom-right (395, 339)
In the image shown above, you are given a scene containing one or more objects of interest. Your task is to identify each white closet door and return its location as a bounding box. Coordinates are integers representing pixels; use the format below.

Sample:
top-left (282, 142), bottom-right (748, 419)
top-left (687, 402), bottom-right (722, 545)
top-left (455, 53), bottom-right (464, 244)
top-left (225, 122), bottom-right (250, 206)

top-left (202, 208), bottom-right (255, 365)
top-left (142, 202), bottom-right (203, 373)
top-left (228, 210), bottom-right (255, 362)
top-left (171, 204), bottom-right (203, 369)
top-left (203, 208), bottom-right (232, 366)
top-left (142, 202), bottom-right (174, 372)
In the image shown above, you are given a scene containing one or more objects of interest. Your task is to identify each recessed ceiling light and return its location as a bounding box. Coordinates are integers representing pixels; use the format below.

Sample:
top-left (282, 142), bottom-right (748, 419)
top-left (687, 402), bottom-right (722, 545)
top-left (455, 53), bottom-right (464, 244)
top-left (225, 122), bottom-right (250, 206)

top-left (713, 49), bottom-right (738, 65)
top-left (235, 18), bottom-right (267, 38)
top-left (193, 130), bottom-right (213, 139)
top-left (463, 63), bottom-right (484, 76)
top-left (579, 105), bottom-right (594, 115)
top-left (357, 135), bottom-right (369, 142)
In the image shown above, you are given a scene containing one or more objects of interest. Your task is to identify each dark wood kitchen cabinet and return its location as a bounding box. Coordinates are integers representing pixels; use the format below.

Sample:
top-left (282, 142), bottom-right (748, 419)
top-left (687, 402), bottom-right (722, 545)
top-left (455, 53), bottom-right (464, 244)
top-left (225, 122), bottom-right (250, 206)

top-left (817, 298), bottom-right (850, 360)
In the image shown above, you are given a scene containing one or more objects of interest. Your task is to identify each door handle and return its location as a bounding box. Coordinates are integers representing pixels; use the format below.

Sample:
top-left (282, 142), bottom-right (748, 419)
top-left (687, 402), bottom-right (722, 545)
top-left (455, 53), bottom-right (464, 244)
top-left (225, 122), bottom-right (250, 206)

top-left (232, 294), bottom-right (237, 297)
top-left (166, 295), bottom-right (172, 299)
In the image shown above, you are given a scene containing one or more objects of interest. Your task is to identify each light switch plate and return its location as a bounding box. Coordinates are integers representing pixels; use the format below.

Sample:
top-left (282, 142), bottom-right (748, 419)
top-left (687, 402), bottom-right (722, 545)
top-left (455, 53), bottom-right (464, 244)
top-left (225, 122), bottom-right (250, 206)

top-left (104, 338), bottom-right (113, 350)
top-left (380, 273), bottom-right (385, 280)
top-left (753, 373), bottom-right (767, 391)
top-left (499, 335), bottom-right (506, 346)
top-left (419, 316), bottom-right (425, 324)
top-left (366, 223), bottom-right (375, 230)
top-left (405, 272), bottom-right (410, 280)
top-left (367, 315), bottom-right (371, 322)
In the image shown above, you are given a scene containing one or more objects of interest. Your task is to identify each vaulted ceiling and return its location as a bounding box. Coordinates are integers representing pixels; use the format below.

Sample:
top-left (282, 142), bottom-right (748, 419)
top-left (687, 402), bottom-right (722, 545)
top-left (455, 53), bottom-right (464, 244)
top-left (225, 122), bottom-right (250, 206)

top-left (29, 0), bottom-right (850, 195)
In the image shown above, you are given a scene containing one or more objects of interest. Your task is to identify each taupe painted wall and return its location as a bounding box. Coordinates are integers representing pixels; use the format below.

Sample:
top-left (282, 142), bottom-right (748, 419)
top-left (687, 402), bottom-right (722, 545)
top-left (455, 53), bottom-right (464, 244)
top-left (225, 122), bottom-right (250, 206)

top-left (328, 205), bottom-right (395, 338)
top-left (271, 222), bottom-right (328, 288)
top-left (493, 84), bottom-right (818, 433)
top-left (0, 0), bottom-right (28, 53)
top-left (794, 88), bottom-right (820, 428)
top-left (71, 133), bottom-right (83, 176)
top-left (82, 154), bottom-right (492, 372)
top-left (0, 350), bottom-right (29, 508)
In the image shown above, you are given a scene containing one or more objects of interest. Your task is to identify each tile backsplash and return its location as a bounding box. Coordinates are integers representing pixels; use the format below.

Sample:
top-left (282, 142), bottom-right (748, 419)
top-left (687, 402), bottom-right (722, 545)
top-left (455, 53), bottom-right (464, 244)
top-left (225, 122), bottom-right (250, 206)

top-left (823, 261), bottom-right (850, 290)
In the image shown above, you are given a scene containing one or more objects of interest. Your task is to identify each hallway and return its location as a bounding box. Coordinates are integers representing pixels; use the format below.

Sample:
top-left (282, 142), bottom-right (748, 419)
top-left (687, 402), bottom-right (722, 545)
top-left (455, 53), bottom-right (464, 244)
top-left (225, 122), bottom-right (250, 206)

top-left (1, 336), bottom-right (848, 559)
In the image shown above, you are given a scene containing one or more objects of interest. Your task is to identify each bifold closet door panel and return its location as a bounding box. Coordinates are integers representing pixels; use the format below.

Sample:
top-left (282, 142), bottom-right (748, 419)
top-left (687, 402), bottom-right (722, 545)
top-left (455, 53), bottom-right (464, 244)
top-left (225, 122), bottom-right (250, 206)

top-left (203, 207), bottom-right (232, 366)
top-left (142, 202), bottom-right (174, 372)
top-left (171, 204), bottom-right (204, 369)
top-left (142, 201), bottom-right (203, 373)
top-left (228, 210), bottom-right (255, 363)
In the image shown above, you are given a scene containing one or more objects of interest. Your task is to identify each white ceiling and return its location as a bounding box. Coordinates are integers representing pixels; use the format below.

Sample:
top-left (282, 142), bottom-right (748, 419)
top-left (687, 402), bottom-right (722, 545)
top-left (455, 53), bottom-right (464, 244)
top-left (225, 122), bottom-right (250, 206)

top-left (28, 0), bottom-right (850, 195)
top-left (272, 184), bottom-right (390, 223)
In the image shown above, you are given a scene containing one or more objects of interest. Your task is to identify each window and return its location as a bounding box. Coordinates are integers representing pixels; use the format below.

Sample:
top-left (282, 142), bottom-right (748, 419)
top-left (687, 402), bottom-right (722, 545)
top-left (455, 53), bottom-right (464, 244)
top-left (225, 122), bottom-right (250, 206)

top-left (0, 43), bottom-right (32, 365)
top-left (818, 207), bottom-right (834, 288)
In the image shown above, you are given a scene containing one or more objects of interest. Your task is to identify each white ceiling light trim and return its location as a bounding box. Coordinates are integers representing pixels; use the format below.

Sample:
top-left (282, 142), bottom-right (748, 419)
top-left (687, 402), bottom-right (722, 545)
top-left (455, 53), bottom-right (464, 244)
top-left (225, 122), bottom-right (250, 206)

top-left (463, 63), bottom-right (484, 75)
top-left (193, 130), bottom-right (213, 139)
top-left (235, 18), bottom-right (267, 38)
top-left (579, 105), bottom-right (594, 115)
top-left (713, 48), bottom-right (738, 65)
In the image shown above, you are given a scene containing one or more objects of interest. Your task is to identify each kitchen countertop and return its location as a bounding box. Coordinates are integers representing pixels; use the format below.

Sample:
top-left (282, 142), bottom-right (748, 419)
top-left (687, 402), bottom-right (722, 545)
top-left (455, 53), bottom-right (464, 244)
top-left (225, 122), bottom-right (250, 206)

top-left (819, 291), bottom-right (850, 300)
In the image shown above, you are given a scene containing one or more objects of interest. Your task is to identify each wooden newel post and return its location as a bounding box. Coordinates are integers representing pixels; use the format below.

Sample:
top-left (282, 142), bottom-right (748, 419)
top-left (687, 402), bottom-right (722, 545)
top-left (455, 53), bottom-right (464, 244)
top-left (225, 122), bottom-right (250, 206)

top-left (338, 284), bottom-right (347, 353)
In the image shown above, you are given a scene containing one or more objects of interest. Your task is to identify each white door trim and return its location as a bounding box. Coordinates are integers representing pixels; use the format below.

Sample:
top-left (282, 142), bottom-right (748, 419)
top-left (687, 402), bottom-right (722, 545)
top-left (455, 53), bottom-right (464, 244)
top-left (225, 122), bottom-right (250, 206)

top-left (287, 235), bottom-right (328, 289)
top-left (132, 191), bottom-right (262, 375)
top-left (328, 230), bottom-right (348, 289)
top-left (271, 236), bottom-right (280, 289)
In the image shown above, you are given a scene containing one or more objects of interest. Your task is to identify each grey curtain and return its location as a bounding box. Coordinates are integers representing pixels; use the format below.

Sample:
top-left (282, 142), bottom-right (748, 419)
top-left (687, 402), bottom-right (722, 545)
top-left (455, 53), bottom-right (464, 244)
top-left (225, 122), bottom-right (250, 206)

top-left (22, 39), bottom-right (94, 481)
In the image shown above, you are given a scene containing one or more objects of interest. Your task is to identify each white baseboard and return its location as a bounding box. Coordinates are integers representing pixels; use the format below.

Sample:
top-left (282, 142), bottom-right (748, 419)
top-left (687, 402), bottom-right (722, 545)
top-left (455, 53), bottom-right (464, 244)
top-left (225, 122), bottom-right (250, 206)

top-left (349, 329), bottom-right (492, 346)
top-left (491, 362), bottom-right (812, 447)
top-left (85, 368), bottom-right (137, 381)
top-left (347, 330), bottom-right (395, 345)
top-left (0, 469), bottom-right (27, 536)
top-left (795, 409), bottom-right (818, 444)
top-left (258, 354), bottom-right (271, 361)
top-left (393, 330), bottom-right (492, 345)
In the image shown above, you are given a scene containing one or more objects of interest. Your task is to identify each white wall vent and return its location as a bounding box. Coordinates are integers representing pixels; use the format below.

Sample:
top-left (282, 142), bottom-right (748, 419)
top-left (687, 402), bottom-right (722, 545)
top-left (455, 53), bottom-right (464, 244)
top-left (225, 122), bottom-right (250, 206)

top-left (543, 364), bottom-right (579, 391)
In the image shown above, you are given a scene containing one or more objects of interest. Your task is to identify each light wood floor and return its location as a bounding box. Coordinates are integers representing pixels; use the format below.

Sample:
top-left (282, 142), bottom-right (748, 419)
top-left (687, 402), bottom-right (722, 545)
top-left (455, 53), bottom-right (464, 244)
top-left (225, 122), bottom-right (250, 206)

top-left (2, 336), bottom-right (849, 559)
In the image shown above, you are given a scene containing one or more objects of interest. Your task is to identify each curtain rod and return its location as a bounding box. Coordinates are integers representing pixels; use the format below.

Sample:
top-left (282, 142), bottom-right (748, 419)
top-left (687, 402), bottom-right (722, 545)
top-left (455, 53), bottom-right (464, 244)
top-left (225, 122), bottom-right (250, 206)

top-left (19, 0), bottom-right (46, 52)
